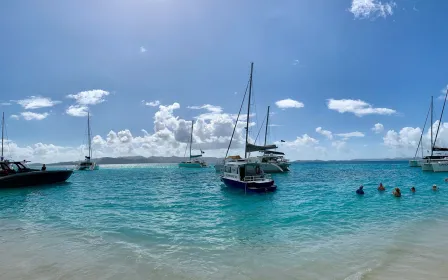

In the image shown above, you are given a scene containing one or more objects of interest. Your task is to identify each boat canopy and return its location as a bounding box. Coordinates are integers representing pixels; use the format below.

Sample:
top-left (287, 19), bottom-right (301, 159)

top-left (263, 150), bottom-right (285, 155)
top-left (433, 146), bottom-right (448, 152)
top-left (246, 143), bottom-right (277, 153)
top-left (190, 154), bottom-right (203, 158)
top-left (227, 155), bottom-right (242, 159)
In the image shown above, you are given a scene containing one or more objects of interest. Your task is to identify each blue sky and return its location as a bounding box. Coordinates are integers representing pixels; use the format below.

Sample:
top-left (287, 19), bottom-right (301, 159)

top-left (1, 0), bottom-right (448, 162)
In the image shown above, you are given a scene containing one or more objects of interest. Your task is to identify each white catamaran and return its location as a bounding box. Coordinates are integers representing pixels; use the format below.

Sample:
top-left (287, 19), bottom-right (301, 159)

top-left (179, 120), bottom-right (207, 168)
top-left (75, 112), bottom-right (99, 171)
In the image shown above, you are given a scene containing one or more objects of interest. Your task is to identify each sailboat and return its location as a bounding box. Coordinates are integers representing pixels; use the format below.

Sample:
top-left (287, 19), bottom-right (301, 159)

top-left (220, 62), bottom-right (277, 192)
top-left (75, 112), bottom-right (99, 171)
top-left (179, 120), bottom-right (207, 168)
top-left (426, 90), bottom-right (448, 172)
top-left (0, 112), bottom-right (73, 188)
top-left (410, 97), bottom-right (432, 167)
top-left (247, 106), bottom-right (290, 173)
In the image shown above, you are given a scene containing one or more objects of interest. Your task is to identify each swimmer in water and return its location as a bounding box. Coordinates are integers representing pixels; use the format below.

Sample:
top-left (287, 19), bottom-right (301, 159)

top-left (433, 184), bottom-right (438, 191)
top-left (411, 186), bottom-right (416, 193)
top-left (393, 187), bottom-right (401, 197)
top-left (356, 186), bottom-right (364, 195)
top-left (378, 183), bottom-right (385, 191)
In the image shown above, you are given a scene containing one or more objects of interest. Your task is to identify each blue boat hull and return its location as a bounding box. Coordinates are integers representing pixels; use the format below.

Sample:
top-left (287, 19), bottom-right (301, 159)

top-left (221, 177), bottom-right (277, 192)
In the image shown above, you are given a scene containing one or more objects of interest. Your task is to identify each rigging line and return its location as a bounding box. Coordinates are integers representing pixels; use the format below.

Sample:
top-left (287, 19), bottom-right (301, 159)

top-left (254, 111), bottom-right (267, 144)
top-left (414, 103), bottom-right (431, 159)
top-left (225, 79), bottom-right (250, 159)
top-left (433, 90), bottom-right (448, 151)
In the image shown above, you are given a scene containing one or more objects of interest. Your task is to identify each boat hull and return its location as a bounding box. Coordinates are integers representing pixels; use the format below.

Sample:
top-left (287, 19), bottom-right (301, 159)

top-left (221, 177), bottom-right (277, 192)
top-left (260, 162), bottom-right (290, 173)
top-left (179, 162), bottom-right (206, 168)
top-left (422, 162), bottom-right (434, 172)
top-left (409, 160), bottom-right (421, 167)
top-left (431, 162), bottom-right (448, 172)
top-left (0, 170), bottom-right (73, 188)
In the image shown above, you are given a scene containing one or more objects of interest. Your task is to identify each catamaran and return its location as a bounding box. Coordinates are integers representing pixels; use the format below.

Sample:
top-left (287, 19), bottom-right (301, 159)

top-left (179, 120), bottom-right (207, 168)
top-left (247, 106), bottom-right (290, 173)
top-left (75, 112), bottom-right (99, 171)
top-left (220, 62), bottom-right (277, 192)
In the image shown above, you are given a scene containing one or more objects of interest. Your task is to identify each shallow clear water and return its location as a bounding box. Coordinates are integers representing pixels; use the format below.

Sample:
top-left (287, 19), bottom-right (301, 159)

top-left (0, 162), bottom-right (447, 279)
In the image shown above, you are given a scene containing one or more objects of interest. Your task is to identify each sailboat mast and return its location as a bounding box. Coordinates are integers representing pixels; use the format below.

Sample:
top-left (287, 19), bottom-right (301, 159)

top-left (87, 111), bottom-right (92, 159)
top-left (1, 112), bottom-right (4, 161)
top-left (264, 106), bottom-right (270, 146)
top-left (189, 120), bottom-right (193, 159)
top-left (431, 96), bottom-right (434, 157)
top-left (244, 62), bottom-right (254, 158)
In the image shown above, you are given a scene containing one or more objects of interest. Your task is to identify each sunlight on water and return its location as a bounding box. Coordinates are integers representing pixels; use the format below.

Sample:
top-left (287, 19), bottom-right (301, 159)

top-left (0, 162), bottom-right (447, 279)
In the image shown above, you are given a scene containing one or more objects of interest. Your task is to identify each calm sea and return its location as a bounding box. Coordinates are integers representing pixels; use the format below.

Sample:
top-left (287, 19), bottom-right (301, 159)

top-left (0, 162), bottom-right (447, 280)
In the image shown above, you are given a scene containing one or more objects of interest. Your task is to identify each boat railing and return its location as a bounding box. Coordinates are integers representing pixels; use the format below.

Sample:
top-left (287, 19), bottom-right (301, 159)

top-left (244, 174), bottom-right (271, 182)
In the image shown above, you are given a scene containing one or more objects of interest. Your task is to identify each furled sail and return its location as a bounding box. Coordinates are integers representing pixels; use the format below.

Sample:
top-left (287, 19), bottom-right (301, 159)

top-left (190, 154), bottom-right (203, 158)
top-left (246, 143), bottom-right (277, 153)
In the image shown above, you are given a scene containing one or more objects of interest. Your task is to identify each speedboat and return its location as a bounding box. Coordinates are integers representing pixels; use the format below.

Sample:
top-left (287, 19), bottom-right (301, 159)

top-left (0, 160), bottom-right (73, 188)
top-left (220, 160), bottom-right (277, 192)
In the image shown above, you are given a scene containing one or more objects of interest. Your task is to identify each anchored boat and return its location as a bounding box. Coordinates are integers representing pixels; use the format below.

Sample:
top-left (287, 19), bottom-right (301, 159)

top-left (179, 120), bottom-right (207, 168)
top-left (75, 112), bottom-right (99, 171)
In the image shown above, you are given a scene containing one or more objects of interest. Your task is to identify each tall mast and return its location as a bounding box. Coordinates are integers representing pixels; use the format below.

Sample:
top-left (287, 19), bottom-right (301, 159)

top-left (430, 96), bottom-right (433, 157)
top-left (432, 89), bottom-right (448, 156)
top-left (1, 112), bottom-right (4, 161)
top-left (87, 111), bottom-right (92, 159)
top-left (189, 120), bottom-right (193, 159)
top-left (264, 106), bottom-right (270, 146)
top-left (244, 62), bottom-right (254, 158)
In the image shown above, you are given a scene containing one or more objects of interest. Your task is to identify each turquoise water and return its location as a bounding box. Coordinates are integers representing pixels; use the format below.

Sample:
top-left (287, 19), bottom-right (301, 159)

top-left (1, 162), bottom-right (448, 279)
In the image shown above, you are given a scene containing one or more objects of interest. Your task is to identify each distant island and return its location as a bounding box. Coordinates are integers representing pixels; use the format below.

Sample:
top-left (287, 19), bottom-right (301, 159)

top-left (27, 156), bottom-right (412, 166)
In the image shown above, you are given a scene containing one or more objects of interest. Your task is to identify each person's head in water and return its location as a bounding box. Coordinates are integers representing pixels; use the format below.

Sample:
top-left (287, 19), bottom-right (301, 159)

top-left (356, 185), bottom-right (364, 195)
top-left (378, 183), bottom-right (385, 191)
top-left (433, 184), bottom-right (438, 191)
top-left (393, 187), bottom-right (401, 197)
top-left (411, 187), bottom-right (416, 192)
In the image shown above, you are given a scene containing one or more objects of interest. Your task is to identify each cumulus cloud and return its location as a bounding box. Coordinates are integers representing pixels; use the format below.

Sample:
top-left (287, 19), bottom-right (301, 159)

top-left (67, 89), bottom-right (110, 106)
top-left (372, 123), bottom-right (384, 134)
top-left (282, 134), bottom-right (319, 147)
top-left (16, 96), bottom-right (61, 109)
top-left (275, 98), bottom-right (304, 109)
top-left (316, 127), bottom-right (333, 140)
top-left (20, 112), bottom-right (49, 121)
top-left (10, 115), bottom-right (19, 120)
top-left (143, 100), bottom-right (161, 107)
top-left (66, 105), bottom-right (89, 117)
top-left (383, 127), bottom-right (421, 150)
top-left (335, 131), bottom-right (365, 139)
top-left (140, 46), bottom-right (147, 53)
top-left (349, 0), bottom-right (396, 19)
top-left (327, 99), bottom-right (396, 117)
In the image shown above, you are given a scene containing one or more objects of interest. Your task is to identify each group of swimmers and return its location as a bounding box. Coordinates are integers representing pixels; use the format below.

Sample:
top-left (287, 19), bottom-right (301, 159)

top-left (356, 183), bottom-right (439, 197)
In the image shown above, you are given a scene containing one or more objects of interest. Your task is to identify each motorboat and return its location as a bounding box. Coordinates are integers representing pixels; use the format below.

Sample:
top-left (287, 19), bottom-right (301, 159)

top-left (221, 160), bottom-right (276, 193)
top-left (0, 160), bottom-right (73, 188)
top-left (75, 112), bottom-right (99, 171)
top-left (179, 120), bottom-right (207, 168)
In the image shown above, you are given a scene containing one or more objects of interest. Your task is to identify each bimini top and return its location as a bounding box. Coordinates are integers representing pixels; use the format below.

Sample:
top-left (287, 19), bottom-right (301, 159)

top-left (226, 155), bottom-right (242, 160)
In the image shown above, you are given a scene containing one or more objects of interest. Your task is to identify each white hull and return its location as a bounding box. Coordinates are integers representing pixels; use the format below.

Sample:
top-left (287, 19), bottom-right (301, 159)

top-left (75, 162), bottom-right (99, 171)
top-left (259, 162), bottom-right (289, 173)
top-left (179, 162), bottom-right (207, 168)
top-left (421, 162), bottom-right (433, 172)
top-left (409, 160), bottom-right (422, 167)
top-left (431, 162), bottom-right (448, 172)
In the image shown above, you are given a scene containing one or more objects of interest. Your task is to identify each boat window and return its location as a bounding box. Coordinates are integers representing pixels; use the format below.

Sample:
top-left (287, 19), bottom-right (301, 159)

top-left (245, 165), bottom-right (257, 176)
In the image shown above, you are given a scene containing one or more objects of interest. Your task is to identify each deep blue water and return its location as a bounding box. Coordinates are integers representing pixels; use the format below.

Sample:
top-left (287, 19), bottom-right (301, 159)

top-left (0, 162), bottom-right (447, 279)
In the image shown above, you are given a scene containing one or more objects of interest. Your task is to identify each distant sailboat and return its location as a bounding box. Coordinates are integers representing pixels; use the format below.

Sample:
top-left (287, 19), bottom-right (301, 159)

top-left (179, 120), bottom-right (207, 168)
top-left (75, 112), bottom-right (99, 171)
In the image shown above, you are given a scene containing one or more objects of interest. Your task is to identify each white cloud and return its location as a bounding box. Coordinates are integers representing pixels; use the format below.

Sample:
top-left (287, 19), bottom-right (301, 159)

top-left (67, 89), bottom-right (110, 105)
top-left (10, 115), bottom-right (19, 120)
top-left (332, 140), bottom-right (347, 150)
top-left (336, 131), bottom-right (365, 139)
top-left (282, 134), bottom-right (319, 147)
top-left (383, 127), bottom-right (421, 150)
top-left (143, 100), bottom-right (161, 107)
top-left (316, 127), bottom-right (333, 140)
top-left (1, 102), bottom-right (11, 106)
top-left (140, 46), bottom-right (147, 53)
top-left (20, 112), bottom-right (49, 121)
top-left (188, 104), bottom-right (223, 113)
top-left (372, 123), bottom-right (384, 134)
top-left (16, 96), bottom-right (61, 109)
top-left (66, 105), bottom-right (89, 117)
top-left (293, 59), bottom-right (299, 66)
top-left (327, 99), bottom-right (396, 117)
top-left (275, 98), bottom-right (304, 109)
top-left (438, 85), bottom-right (448, 100)
top-left (349, 0), bottom-right (396, 19)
